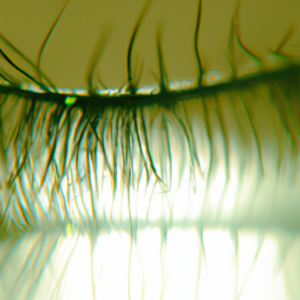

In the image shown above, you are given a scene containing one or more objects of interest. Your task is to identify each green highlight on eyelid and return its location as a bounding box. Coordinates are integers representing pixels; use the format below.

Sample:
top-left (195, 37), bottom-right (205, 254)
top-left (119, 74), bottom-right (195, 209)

top-left (64, 96), bottom-right (77, 105)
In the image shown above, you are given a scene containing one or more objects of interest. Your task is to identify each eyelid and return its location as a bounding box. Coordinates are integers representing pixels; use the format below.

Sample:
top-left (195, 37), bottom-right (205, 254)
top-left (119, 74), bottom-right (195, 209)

top-left (0, 62), bottom-right (299, 110)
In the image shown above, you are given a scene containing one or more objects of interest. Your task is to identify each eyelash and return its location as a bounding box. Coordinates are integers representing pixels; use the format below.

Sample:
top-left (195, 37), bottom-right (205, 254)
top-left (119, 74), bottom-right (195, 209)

top-left (0, 0), bottom-right (300, 299)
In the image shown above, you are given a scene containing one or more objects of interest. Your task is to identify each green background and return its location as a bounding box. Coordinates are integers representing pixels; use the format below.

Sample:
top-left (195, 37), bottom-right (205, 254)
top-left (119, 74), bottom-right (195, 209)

top-left (0, 0), bottom-right (299, 89)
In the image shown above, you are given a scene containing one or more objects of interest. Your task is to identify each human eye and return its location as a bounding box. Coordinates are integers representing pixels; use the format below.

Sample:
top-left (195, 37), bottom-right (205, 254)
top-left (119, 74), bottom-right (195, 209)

top-left (0, 0), bottom-right (300, 299)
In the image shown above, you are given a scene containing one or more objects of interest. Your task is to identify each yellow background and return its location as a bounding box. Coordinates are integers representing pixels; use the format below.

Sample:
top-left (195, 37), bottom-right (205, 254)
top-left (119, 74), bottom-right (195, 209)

top-left (0, 0), bottom-right (299, 89)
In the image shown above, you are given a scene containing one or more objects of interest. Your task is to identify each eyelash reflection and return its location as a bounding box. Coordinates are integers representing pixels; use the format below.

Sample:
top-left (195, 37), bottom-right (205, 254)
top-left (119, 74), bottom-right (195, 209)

top-left (0, 0), bottom-right (300, 299)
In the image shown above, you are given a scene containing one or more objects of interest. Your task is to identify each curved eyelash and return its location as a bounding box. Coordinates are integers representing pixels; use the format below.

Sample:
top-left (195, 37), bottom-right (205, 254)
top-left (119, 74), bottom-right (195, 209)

top-left (36, 0), bottom-right (69, 89)
top-left (234, 0), bottom-right (264, 69)
top-left (1, 2), bottom-right (300, 300)
top-left (0, 32), bottom-right (57, 90)
top-left (0, 0), bottom-right (299, 237)
top-left (126, 0), bottom-right (151, 95)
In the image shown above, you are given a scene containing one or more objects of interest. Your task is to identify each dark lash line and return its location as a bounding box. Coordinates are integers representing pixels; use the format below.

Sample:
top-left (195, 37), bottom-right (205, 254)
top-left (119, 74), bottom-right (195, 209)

top-left (0, 63), bottom-right (299, 106)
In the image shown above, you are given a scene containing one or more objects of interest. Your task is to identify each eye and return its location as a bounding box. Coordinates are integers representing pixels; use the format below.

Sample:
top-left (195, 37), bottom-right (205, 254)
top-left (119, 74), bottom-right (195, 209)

top-left (0, 0), bottom-right (300, 300)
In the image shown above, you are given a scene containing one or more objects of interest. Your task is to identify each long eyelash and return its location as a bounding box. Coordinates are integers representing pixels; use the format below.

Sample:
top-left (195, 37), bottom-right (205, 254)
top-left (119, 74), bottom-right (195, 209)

top-left (36, 0), bottom-right (69, 86)
top-left (126, 0), bottom-right (151, 95)
top-left (0, 0), bottom-right (300, 298)
top-left (0, 32), bottom-right (57, 90)
top-left (194, 0), bottom-right (203, 86)
top-left (156, 24), bottom-right (169, 93)
top-left (235, 0), bottom-right (264, 69)
top-left (0, 47), bottom-right (51, 92)
top-left (86, 27), bottom-right (113, 95)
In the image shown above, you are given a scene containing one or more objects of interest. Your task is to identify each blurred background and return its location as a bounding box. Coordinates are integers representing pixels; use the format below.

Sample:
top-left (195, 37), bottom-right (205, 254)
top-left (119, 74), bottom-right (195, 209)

top-left (0, 0), bottom-right (299, 90)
